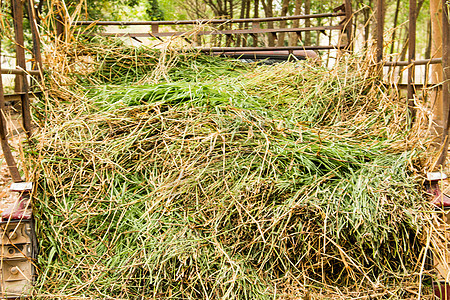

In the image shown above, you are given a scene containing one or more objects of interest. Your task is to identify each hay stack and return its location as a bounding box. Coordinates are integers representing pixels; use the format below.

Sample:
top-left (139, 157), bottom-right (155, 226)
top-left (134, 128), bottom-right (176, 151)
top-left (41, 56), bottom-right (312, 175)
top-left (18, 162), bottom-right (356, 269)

top-left (30, 39), bottom-right (434, 298)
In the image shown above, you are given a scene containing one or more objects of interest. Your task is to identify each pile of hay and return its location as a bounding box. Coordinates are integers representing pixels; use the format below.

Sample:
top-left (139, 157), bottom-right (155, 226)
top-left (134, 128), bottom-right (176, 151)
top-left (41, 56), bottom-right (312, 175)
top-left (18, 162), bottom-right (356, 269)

top-left (30, 39), bottom-right (433, 298)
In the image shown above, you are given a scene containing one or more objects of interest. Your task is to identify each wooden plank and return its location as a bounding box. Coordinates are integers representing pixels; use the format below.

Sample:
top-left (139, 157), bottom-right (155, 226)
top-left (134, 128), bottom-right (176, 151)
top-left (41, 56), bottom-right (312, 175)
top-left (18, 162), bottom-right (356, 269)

top-left (0, 13), bottom-right (23, 183)
top-left (11, 0), bottom-right (31, 137)
top-left (98, 25), bottom-right (343, 38)
top-left (437, 1), bottom-right (450, 166)
top-left (73, 12), bottom-right (346, 26)
top-left (407, 0), bottom-right (417, 119)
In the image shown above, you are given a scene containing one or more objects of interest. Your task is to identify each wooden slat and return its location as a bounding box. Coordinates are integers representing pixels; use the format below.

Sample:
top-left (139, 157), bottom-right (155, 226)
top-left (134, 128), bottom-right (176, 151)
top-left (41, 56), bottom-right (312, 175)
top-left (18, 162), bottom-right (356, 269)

top-left (3, 92), bottom-right (39, 105)
top-left (199, 45), bottom-right (344, 52)
top-left (384, 58), bottom-right (442, 66)
top-left (1, 69), bottom-right (40, 75)
top-left (98, 25), bottom-right (342, 38)
top-left (73, 12), bottom-right (345, 26)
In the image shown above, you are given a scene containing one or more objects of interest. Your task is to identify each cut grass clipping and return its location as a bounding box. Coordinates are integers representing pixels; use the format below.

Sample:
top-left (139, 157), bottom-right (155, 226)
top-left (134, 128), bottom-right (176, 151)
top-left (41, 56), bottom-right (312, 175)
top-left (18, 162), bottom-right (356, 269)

top-left (32, 42), bottom-right (431, 299)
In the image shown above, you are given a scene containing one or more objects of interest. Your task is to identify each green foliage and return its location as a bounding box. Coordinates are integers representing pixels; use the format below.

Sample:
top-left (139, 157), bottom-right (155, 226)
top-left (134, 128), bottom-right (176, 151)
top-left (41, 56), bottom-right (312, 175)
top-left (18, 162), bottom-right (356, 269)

top-left (145, 0), bottom-right (164, 20)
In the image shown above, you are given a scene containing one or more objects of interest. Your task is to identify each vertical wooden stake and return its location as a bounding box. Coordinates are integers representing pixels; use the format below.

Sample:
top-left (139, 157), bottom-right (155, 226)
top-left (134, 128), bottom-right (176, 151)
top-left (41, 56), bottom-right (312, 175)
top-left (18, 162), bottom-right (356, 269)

top-left (438, 1), bottom-right (450, 166)
top-left (376, 0), bottom-right (385, 64)
top-left (55, 1), bottom-right (65, 42)
top-left (407, 0), bottom-right (417, 120)
top-left (344, 0), bottom-right (353, 51)
top-left (11, 0), bottom-right (32, 137)
top-left (26, 0), bottom-right (43, 74)
top-left (0, 35), bottom-right (23, 183)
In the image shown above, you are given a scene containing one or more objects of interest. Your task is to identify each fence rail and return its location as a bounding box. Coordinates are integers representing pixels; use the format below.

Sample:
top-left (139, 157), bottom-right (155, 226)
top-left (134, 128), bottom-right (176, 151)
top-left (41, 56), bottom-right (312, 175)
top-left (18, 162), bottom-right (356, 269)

top-left (73, 12), bottom-right (346, 26)
top-left (70, 3), bottom-right (352, 53)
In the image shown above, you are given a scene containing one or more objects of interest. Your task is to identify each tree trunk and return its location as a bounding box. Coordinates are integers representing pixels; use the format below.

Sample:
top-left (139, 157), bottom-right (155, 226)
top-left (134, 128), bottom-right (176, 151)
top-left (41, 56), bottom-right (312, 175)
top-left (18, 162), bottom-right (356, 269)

top-left (425, 19), bottom-right (431, 59)
top-left (289, 0), bottom-right (302, 46)
top-left (389, 0), bottom-right (401, 56)
top-left (236, 0), bottom-right (247, 46)
top-left (371, 0), bottom-right (386, 44)
top-left (261, 0), bottom-right (275, 46)
top-left (243, 0), bottom-right (250, 46)
top-left (253, 0), bottom-right (259, 46)
top-left (304, 0), bottom-right (311, 45)
top-left (277, 0), bottom-right (290, 47)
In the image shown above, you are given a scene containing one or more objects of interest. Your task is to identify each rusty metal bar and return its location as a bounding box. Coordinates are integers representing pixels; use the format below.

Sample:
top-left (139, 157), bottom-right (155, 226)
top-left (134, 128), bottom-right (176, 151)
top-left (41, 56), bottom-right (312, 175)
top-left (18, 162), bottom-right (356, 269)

top-left (437, 1), bottom-right (450, 166)
top-left (0, 28), bottom-right (23, 183)
top-left (98, 25), bottom-right (342, 38)
top-left (199, 45), bottom-right (344, 52)
top-left (0, 69), bottom-right (40, 76)
top-left (343, 0), bottom-right (353, 50)
top-left (376, 0), bottom-right (384, 63)
top-left (26, 0), bottom-right (43, 73)
top-left (384, 58), bottom-right (442, 66)
top-left (73, 12), bottom-right (345, 26)
top-left (407, 0), bottom-right (417, 119)
top-left (11, 0), bottom-right (31, 137)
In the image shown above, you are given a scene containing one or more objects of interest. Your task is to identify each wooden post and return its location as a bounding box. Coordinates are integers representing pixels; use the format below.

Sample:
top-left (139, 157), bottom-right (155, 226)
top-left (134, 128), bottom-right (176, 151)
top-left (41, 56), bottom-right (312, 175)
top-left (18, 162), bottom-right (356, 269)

top-left (407, 0), bottom-right (417, 120)
top-left (344, 0), bottom-right (353, 50)
top-left (437, 0), bottom-right (450, 166)
top-left (251, 22), bottom-right (259, 47)
top-left (26, 0), bottom-right (43, 74)
top-left (55, 1), bottom-right (65, 42)
top-left (376, 0), bottom-right (384, 63)
top-left (11, 0), bottom-right (22, 93)
top-left (0, 33), bottom-right (23, 183)
top-left (11, 0), bottom-right (32, 137)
